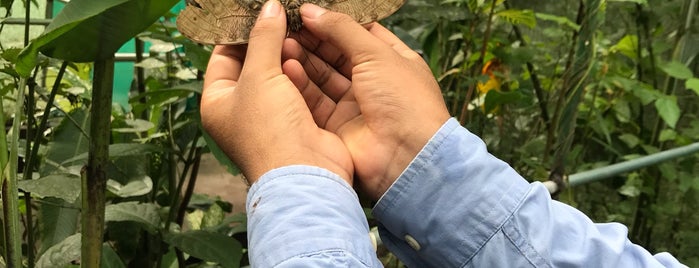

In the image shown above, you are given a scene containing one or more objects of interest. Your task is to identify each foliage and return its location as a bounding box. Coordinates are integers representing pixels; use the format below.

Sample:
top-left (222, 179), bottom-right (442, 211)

top-left (386, 0), bottom-right (699, 265)
top-left (1, 0), bottom-right (697, 267)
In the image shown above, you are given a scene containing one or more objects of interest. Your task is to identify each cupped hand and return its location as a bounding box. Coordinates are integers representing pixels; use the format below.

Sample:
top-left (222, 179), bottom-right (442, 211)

top-left (200, 0), bottom-right (353, 184)
top-left (281, 4), bottom-right (451, 200)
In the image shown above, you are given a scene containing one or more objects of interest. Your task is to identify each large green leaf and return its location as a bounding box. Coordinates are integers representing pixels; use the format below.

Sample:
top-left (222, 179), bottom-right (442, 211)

top-left (655, 95), bottom-right (681, 129)
top-left (17, 174), bottom-right (81, 202)
top-left (16, 0), bottom-right (180, 77)
top-left (36, 233), bottom-right (81, 268)
top-left (106, 175), bottom-right (153, 197)
top-left (38, 109), bottom-right (88, 255)
top-left (38, 198), bottom-right (80, 256)
top-left (105, 202), bottom-right (161, 234)
top-left (40, 108), bottom-right (90, 176)
top-left (164, 230), bottom-right (242, 268)
top-left (659, 61), bottom-right (693, 80)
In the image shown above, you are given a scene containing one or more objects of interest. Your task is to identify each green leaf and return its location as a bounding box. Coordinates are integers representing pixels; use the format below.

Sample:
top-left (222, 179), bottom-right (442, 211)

top-left (610, 35), bottom-right (639, 60)
top-left (686, 78), bottom-right (699, 96)
top-left (112, 119), bottom-right (155, 133)
top-left (659, 61), bottom-right (693, 80)
top-left (483, 90), bottom-right (524, 114)
top-left (201, 203), bottom-right (225, 229)
top-left (18, 174), bottom-right (81, 202)
top-left (16, 0), bottom-right (180, 77)
top-left (38, 198), bottom-right (80, 255)
top-left (618, 134), bottom-right (640, 148)
top-left (658, 129), bottom-right (678, 142)
top-left (105, 202), bottom-right (161, 234)
top-left (106, 175), bottom-right (153, 197)
top-left (62, 143), bottom-right (164, 165)
top-left (209, 213), bottom-right (247, 234)
top-left (654, 96), bottom-right (681, 129)
top-left (535, 13), bottom-right (580, 31)
top-left (0, 0), bottom-right (12, 9)
top-left (101, 244), bottom-right (126, 268)
top-left (164, 230), bottom-right (242, 268)
top-left (618, 173), bottom-right (642, 197)
top-left (36, 233), bottom-right (81, 268)
top-left (41, 108), bottom-right (90, 176)
top-left (497, 9), bottom-right (536, 28)
top-left (608, 0), bottom-right (648, 5)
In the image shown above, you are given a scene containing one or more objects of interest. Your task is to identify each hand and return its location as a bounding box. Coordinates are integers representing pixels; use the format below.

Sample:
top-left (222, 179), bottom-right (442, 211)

top-left (281, 4), bottom-right (451, 199)
top-left (200, 0), bottom-right (353, 184)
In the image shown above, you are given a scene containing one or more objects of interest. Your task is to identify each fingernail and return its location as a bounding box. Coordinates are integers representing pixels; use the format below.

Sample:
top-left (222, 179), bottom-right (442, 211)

top-left (260, 0), bottom-right (281, 19)
top-left (301, 3), bottom-right (328, 19)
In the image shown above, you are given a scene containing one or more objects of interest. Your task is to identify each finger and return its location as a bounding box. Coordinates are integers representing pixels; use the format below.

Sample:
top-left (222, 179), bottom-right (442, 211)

top-left (289, 29), bottom-right (353, 77)
top-left (365, 23), bottom-right (418, 59)
top-left (204, 45), bottom-right (246, 89)
top-left (282, 59), bottom-right (335, 128)
top-left (240, 0), bottom-right (286, 77)
top-left (324, 92), bottom-right (361, 133)
top-left (300, 4), bottom-right (393, 66)
top-left (282, 38), bottom-right (352, 102)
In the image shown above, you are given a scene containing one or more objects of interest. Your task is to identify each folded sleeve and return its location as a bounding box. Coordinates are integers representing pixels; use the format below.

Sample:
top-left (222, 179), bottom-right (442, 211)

top-left (246, 166), bottom-right (382, 267)
top-left (373, 118), bottom-right (687, 268)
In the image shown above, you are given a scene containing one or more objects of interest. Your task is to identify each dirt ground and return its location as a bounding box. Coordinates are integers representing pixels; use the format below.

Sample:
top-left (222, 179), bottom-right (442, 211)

top-left (193, 154), bottom-right (249, 214)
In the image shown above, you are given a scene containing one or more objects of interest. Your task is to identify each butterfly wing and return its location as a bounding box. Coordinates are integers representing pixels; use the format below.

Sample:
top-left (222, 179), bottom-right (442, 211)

top-left (177, 0), bottom-right (406, 44)
top-left (328, 0), bottom-right (406, 24)
top-left (177, 0), bottom-right (257, 45)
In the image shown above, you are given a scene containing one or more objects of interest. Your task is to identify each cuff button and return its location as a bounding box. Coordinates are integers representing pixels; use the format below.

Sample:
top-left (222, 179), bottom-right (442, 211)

top-left (404, 234), bottom-right (421, 251)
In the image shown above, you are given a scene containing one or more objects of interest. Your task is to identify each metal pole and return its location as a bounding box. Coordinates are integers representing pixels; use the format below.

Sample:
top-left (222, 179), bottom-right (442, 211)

top-left (544, 142), bottom-right (699, 193)
top-left (568, 142), bottom-right (699, 186)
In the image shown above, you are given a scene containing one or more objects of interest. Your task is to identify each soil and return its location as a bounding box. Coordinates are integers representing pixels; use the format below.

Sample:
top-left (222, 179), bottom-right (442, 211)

top-left (194, 153), bottom-right (249, 214)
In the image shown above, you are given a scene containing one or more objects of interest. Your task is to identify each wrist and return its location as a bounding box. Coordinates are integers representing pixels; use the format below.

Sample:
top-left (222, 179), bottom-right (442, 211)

top-left (242, 147), bottom-right (353, 186)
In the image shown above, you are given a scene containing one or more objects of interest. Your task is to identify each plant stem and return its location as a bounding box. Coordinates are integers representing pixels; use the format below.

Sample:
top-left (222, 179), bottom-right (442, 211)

top-left (3, 78), bottom-right (27, 268)
top-left (22, 73), bottom-right (36, 268)
top-left (504, 0), bottom-right (551, 131)
top-left (135, 38), bottom-right (147, 120)
top-left (24, 0), bottom-right (31, 46)
top-left (176, 142), bottom-right (203, 226)
top-left (459, 0), bottom-right (498, 125)
top-left (21, 62), bottom-right (67, 268)
top-left (82, 58), bottom-right (115, 268)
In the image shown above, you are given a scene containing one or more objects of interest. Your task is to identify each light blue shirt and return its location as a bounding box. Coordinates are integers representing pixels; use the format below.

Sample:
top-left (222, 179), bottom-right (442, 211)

top-left (245, 118), bottom-right (686, 267)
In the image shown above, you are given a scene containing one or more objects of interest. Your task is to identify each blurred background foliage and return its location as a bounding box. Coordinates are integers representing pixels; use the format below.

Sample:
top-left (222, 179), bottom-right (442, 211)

top-left (0, 0), bottom-right (697, 267)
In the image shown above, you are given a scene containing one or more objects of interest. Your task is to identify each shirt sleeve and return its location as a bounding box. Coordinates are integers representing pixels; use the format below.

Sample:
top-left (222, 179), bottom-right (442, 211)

top-left (372, 118), bottom-right (688, 268)
top-left (246, 165), bottom-right (383, 267)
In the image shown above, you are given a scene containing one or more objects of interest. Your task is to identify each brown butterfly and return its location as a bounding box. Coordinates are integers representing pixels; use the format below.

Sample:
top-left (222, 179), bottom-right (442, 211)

top-left (176, 0), bottom-right (406, 45)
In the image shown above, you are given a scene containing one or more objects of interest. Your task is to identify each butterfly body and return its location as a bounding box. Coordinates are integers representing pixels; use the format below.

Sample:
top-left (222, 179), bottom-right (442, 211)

top-left (177, 0), bottom-right (405, 45)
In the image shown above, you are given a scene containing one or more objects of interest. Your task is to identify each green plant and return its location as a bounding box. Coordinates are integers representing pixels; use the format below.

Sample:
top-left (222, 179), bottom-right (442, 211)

top-left (1, 0), bottom-right (697, 267)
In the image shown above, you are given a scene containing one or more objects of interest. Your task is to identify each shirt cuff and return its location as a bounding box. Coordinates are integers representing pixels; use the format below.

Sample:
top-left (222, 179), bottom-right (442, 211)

top-left (246, 165), bottom-right (381, 267)
top-left (372, 117), bottom-right (531, 267)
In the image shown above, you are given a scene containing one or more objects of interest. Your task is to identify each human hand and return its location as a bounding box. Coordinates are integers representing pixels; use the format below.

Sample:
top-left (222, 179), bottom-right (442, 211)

top-left (200, 0), bottom-right (353, 184)
top-left (281, 4), bottom-right (451, 200)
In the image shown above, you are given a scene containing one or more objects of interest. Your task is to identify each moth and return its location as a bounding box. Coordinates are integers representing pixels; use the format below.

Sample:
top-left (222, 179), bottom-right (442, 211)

top-left (177, 0), bottom-right (406, 45)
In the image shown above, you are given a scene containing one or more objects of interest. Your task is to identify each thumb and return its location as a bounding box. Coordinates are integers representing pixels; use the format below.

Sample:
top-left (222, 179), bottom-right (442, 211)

top-left (242, 0), bottom-right (287, 76)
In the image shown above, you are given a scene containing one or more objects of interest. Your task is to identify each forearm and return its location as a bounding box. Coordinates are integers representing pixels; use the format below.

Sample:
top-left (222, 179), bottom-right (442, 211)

top-left (246, 165), bottom-right (381, 267)
top-left (373, 118), bottom-right (686, 267)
